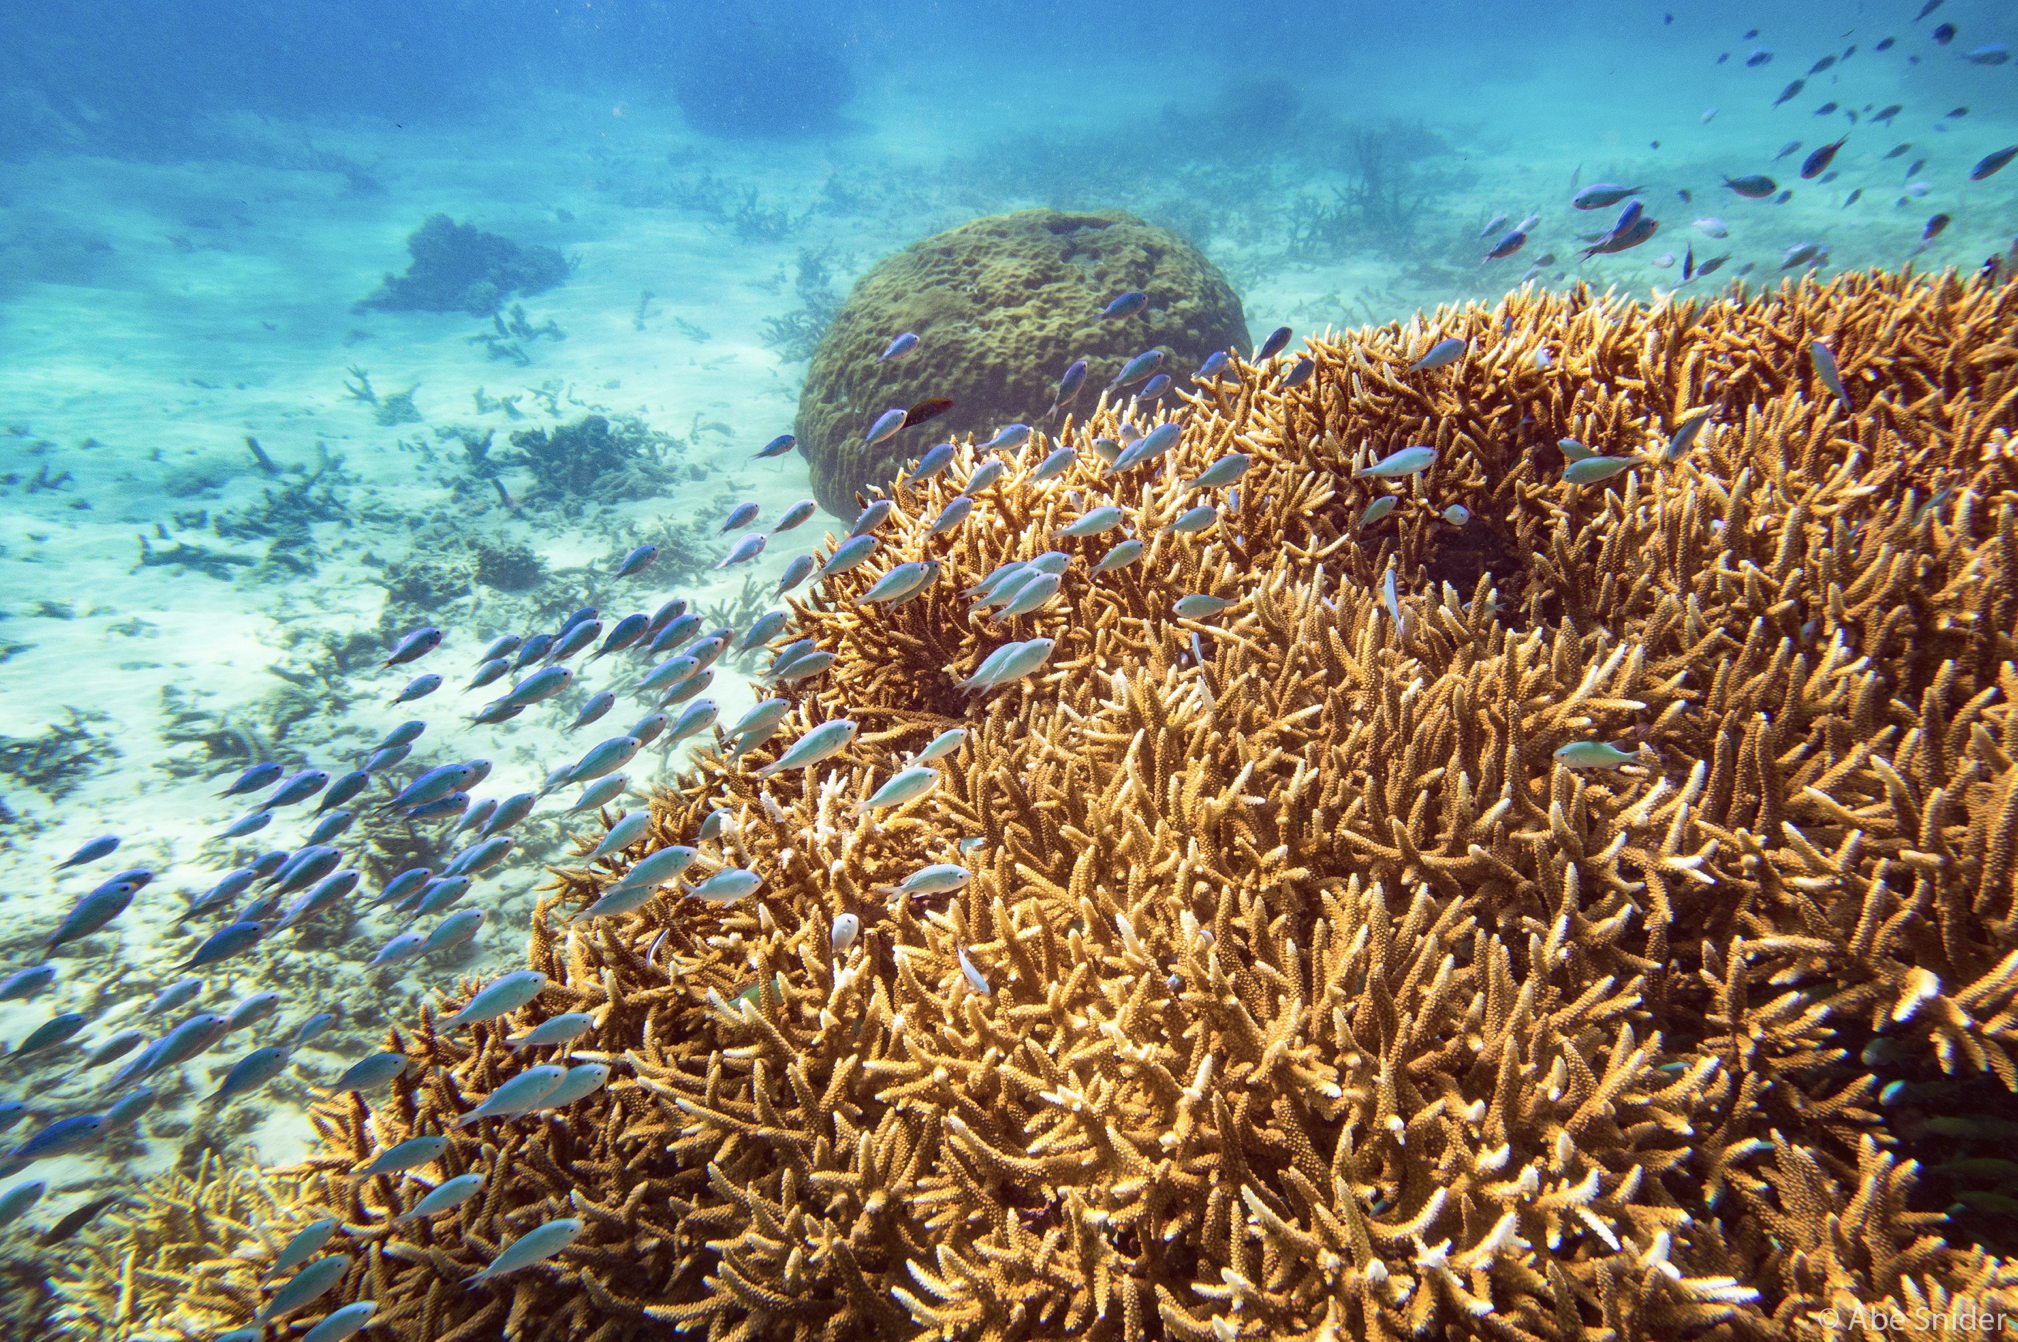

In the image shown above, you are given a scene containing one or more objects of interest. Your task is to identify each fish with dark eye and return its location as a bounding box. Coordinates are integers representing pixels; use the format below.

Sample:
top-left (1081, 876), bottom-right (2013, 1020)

top-left (511, 633), bottom-right (552, 671)
top-left (55, 835), bottom-right (118, 870)
top-left (877, 332), bottom-right (918, 361)
top-left (718, 501), bottom-right (760, 534)
top-left (863, 407), bottom-right (907, 445)
top-left (383, 626), bottom-right (441, 667)
top-left (1108, 349), bottom-right (1163, 388)
top-left (267, 769), bottom-right (330, 808)
top-left (1932, 22), bottom-right (1955, 44)
top-left (713, 533), bottom-right (766, 570)
top-left (752, 432), bottom-right (796, 459)
top-left (1195, 350), bottom-right (1230, 380)
top-left (389, 673), bottom-right (441, 706)
top-left (1048, 359), bottom-right (1087, 414)
top-left (1406, 338), bottom-right (1466, 372)
top-left (1745, 50), bottom-right (1772, 67)
top-left (1801, 135), bottom-right (1848, 179)
top-left (47, 881), bottom-right (138, 949)
top-left (849, 498), bottom-right (894, 537)
top-left (545, 618), bottom-right (602, 664)
top-left (1483, 228), bottom-right (1526, 260)
top-left (1100, 290), bottom-right (1148, 320)
top-left (902, 396), bottom-right (954, 428)
top-left (910, 441), bottom-right (956, 483)
top-left (218, 762), bottom-right (284, 797)
top-left (1139, 372), bottom-right (1172, 399)
top-left (1253, 325), bottom-right (1292, 360)
top-left (1970, 146), bottom-right (2018, 181)
top-left (1808, 55), bottom-right (1836, 75)
top-left (1571, 182), bottom-right (1644, 209)
top-left (1722, 174), bottom-right (1778, 198)
top-left (1773, 79), bottom-right (1806, 107)
top-left (1780, 241), bottom-right (1830, 268)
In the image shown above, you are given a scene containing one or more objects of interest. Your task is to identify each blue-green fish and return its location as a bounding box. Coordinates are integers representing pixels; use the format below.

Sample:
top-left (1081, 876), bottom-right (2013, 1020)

top-left (394, 1172), bottom-right (484, 1224)
top-left (385, 763), bottom-right (478, 812)
top-left (81, 1029), bottom-right (146, 1069)
top-left (865, 407), bottom-right (907, 444)
top-left (891, 864), bottom-right (971, 896)
top-left (856, 767), bottom-right (939, 813)
top-left (1553, 741), bottom-right (1642, 769)
top-left (755, 719), bottom-right (859, 777)
top-left (1358, 497), bottom-right (1398, 529)
top-left (1165, 505), bottom-right (1217, 535)
top-left (611, 846), bottom-right (700, 894)
top-left (1174, 594), bottom-right (1232, 619)
top-left (268, 1217), bottom-right (340, 1276)
top-left (1031, 447), bottom-right (1077, 482)
top-left (178, 922), bottom-right (262, 971)
top-left (10, 1013), bottom-right (86, 1059)
top-left (47, 882), bottom-right (137, 949)
top-left (565, 736), bottom-right (641, 787)
top-left (145, 978), bottom-right (205, 1018)
top-left (909, 728), bottom-right (967, 763)
top-left (0, 966), bottom-right (54, 1002)
top-left (465, 1217), bottom-right (584, 1288)
top-left (465, 658), bottom-right (511, 692)
top-left (928, 496), bottom-right (974, 535)
top-left (356, 1134), bottom-right (449, 1178)
top-left (1185, 454), bottom-right (1250, 490)
top-left (993, 571), bottom-right (1061, 620)
top-left (957, 946), bottom-right (992, 996)
top-left (547, 618), bottom-right (603, 663)
top-left (1279, 356), bottom-right (1314, 389)
top-left (1089, 538), bottom-right (1144, 575)
top-left (1810, 339), bottom-right (1849, 407)
top-left (1089, 437), bottom-right (1122, 465)
top-left (614, 544), bottom-right (658, 578)
top-left (772, 652), bottom-right (835, 684)
top-left (1254, 325), bottom-right (1292, 360)
top-left (960, 637), bottom-right (1055, 694)
top-left (637, 654), bottom-right (700, 694)
top-left (0, 1102), bottom-right (26, 1133)
top-left (0, 1181), bottom-right (46, 1230)
top-left (972, 566), bottom-right (1039, 611)
top-left (225, 992), bottom-right (281, 1033)
top-left (317, 770), bottom-right (371, 814)
top-left (420, 908), bottom-right (485, 956)
top-left (300, 1300), bottom-right (376, 1342)
top-left (1353, 446), bottom-right (1436, 479)
top-left (1662, 409), bottom-right (1716, 462)
top-left (1407, 337), bottom-right (1466, 372)
top-left (267, 769), bottom-right (330, 809)
top-left (1108, 349), bottom-right (1163, 388)
top-left (445, 972), bottom-right (547, 1029)
top-left (535, 1063), bottom-right (609, 1110)
top-left (831, 913), bottom-right (860, 954)
top-left (218, 763), bottom-right (284, 797)
top-left (567, 691), bottom-right (616, 732)
top-left (1557, 438), bottom-right (1597, 462)
top-left (333, 1052), bottom-right (409, 1093)
top-left (775, 553), bottom-right (818, 595)
top-left (479, 792), bottom-right (537, 839)
top-left (585, 812), bottom-right (650, 862)
top-left (105, 1087), bottom-right (157, 1129)
top-left (494, 666), bottom-right (573, 710)
top-left (819, 534), bottom-right (879, 579)
top-left (369, 930), bottom-right (426, 968)
top-left (754, 432), bottom-right (796, 459)
top-left (410, 877), bottom-right (473, 917)
top-left (1563, 456), bottom-right (1637, 485)
top-left (739, 610), bottom-right (790, 652)
top-left (577, 883), bottom-right (659, 919)
top-left (378, 719), bottom-right (427, 749)
top-left (645, 612), bottom-right (701, 656)
top-left (849, 498), bottom-right (895, 537)
top-left (726, 698), bottom-right (792, 745)
top-left (220, 811), bottom-right (273, 839)
top-left (668, 700), bottom-right (719, 743)
top-left (565, 775), bottom-right (626, 815)
top-left (714, 533), bottom-right (767, 569)
top-left (293, 1012), bottom-right (337, 1048)
top-left (391, 673), bottom-right (441, 705)
top-left (769, 500), bottom-right (817, 536)
top-left (507, 1013), bottom-right (593, 1049)
top-left (1442, 504), bottom-right (1471, 526)
top-left (454, 1065), bottom-right (566, 1126)
top-left (212, 1046), bottom-right (291, 1102)
top-left (689, 868), bottom-right (762, 904)
top-left (443, 835), bottom-right (513, 878)
top-left (859, 562), bottom-right (934, 604)
top-left (1056, 506), bottom-right (1125, 539)
top-left (257, 1254), bottom-right (351, 1321)
top-left (1106, 422), bottom-right (1181, 474)
top-left (1382, 569), bottom-right (1403, 626)
top-left (961, 458), bottom-right (1008, 495)
top-left (8, 1114), bottom-right (105, 1162)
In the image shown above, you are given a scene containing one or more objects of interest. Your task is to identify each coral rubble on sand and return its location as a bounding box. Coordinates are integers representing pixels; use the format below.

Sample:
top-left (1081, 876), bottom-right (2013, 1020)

top-left (94, 268), bottom-right (2018, 1339)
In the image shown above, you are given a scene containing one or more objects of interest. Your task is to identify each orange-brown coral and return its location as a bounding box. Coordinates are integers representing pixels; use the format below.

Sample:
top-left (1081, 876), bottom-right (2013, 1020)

top-left (205, 268), bottom-right (2018, 1342)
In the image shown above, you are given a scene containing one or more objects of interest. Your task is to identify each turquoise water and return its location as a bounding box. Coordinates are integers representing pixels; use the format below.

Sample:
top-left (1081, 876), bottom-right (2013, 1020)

top-left (0, 0), bottom-right (2009, 1274)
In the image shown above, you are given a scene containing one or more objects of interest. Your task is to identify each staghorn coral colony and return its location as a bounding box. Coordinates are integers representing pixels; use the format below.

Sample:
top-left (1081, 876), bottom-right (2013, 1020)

top-left (71, 266), bottom-right (2018, 1340)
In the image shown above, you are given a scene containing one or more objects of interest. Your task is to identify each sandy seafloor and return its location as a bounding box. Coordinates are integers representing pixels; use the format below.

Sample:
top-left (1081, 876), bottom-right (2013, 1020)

top-left (0, 17), bottom-right (2013, 1244)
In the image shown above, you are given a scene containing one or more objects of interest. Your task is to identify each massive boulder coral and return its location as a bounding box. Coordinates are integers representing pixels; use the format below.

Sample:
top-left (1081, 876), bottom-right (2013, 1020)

top-left (793, 208), bottom-right (1250, 516)
top-left (121, 268), bottom-right (2018, 1341)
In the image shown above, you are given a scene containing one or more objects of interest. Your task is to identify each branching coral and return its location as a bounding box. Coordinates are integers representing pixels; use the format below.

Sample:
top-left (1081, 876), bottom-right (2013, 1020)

top-left (131, 268), bottom-right (2018, 1341)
